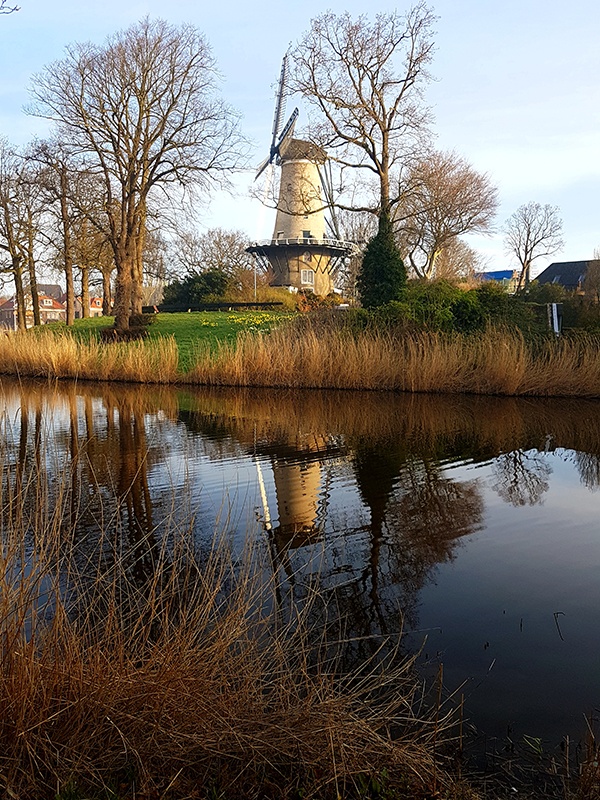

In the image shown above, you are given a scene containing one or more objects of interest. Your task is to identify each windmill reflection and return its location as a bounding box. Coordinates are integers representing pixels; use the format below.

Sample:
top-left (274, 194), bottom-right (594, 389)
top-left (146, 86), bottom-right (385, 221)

top-left (254, 433), bottom-right (336, 587)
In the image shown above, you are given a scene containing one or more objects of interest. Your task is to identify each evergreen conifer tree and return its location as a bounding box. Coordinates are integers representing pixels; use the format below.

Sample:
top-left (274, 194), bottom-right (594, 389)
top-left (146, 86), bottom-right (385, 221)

top-left (356, 214), bottom-right (406, 308)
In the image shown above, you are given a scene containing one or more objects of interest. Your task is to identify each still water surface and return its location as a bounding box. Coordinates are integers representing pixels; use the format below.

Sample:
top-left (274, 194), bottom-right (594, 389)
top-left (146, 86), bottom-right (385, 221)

top-left (2, 376), bottom-right (599, 750)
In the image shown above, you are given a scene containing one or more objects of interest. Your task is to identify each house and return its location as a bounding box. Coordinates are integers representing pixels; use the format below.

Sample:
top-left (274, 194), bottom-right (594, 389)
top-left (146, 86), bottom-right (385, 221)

top-left (535, 260), bottom-right (600, 292)
top-left (74, 296), bottom-right (104, 318)
top-left (475, 269), bottom-right (519, 293)
top-left (0, 294), bottom-right (67, 330)
top-left (35, 283), bottom-right (64, 301)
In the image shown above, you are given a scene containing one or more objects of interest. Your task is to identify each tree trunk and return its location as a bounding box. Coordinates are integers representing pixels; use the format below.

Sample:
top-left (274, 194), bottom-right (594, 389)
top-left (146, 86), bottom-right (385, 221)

top-left (27, 210), bottom-right (41, 326)
top-left (131, 210), bottom-right (146, 316)
top-left (13, 256), bottom-right (27, 331)
top-left (59, 167), bottom-right (75, 325)
top-left (517, 261), bottom-right (530, 292)
top-left (113, 257), bottom-right (133, 331)
top-left (102, 266), bottom-right (112, 317)
top-left (81, 263), bottom-right (90, 318)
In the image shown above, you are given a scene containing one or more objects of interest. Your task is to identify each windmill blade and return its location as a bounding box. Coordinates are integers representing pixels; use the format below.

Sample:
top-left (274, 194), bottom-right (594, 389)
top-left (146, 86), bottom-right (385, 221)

top-left (255, 54), bottom-right (295, 181)
top-left (270, 54), bottom-right (289, 149)
top-left (275, 107), bottom-right (299, 158)
top-left (255, 155), bottom-right (271, 181)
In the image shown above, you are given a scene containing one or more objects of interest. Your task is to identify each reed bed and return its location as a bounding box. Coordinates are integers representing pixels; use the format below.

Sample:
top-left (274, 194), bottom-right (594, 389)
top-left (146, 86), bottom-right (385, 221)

top-left (0, 327), bottom-right (179, 383)
top-left (187, 325), bottom-right (600, 397)
top-left (0, 452), bottom-right (473, 800)
top-left (2, 322), bottom-right (600, 397)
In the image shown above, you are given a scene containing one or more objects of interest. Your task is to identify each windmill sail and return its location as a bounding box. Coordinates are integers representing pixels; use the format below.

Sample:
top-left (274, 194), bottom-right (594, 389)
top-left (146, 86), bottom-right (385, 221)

top-left (255, 55), bottom-right (298, 180)
top-left (270, 55), bottom-right (289, 148)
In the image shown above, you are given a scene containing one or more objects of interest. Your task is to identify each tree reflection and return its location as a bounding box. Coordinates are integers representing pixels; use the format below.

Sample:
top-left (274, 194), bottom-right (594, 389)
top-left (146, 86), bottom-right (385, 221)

top-left (114, 394), bottom-right (158, 588)
top-left (575, 452), bottom-right (600, 491)
top-left (352, 441), bottom-right (484, 634)
top-left (492, 449), bottom-right (552, 506)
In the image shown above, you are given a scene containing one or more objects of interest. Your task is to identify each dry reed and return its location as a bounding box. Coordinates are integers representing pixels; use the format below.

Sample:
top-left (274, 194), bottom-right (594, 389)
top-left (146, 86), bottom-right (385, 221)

top-left (0, 449), bottom-right (473, 800)
top-left (0, 328), bottom-right (179, 383)
top-left (2, 323), bottom-right (600, 397)
top-left (186, 326), bottom-right (600, 397)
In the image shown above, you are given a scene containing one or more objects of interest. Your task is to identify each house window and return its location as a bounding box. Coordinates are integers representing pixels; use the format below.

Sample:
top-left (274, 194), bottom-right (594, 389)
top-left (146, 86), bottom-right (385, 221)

top-left (42, 298), bottom-right (52, 307)
top-left (301, 269), bottom-right (315, 286)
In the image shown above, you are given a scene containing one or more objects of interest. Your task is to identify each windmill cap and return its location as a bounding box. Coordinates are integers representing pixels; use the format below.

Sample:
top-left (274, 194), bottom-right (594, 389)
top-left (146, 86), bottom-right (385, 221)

top-left (279, 138), bottom-right (326, 164)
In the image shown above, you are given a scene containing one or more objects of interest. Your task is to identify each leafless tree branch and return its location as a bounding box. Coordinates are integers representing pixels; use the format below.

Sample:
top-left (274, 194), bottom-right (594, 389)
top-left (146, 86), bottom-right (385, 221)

top-left (290, 4), bottom-right (436, 220)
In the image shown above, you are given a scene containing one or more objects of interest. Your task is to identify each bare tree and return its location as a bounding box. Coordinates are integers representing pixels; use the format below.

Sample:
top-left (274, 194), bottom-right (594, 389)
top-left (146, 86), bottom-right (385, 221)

top-left (32, 140), bottom-right (87, 324)
top-left (0, 0), bottom-right (19, 13)
top-left (0, 141), bottom-right (43, 329)
top-left (332, 208), bottom-right (377, 298)
top-left (503, 202), bottom-right (563, 291)
top-left (75, 222), bottom-right (115, 316)
top-left (434, 238), bottom-right (488, 282)
top-left (170, 226), bottom-right (259, 294)
top-left (29, 18), bottom-right (246, 332)
top-left (395, 150), bottom-right (498, 279)
top-left (290, 5), bottom-right (436, 222)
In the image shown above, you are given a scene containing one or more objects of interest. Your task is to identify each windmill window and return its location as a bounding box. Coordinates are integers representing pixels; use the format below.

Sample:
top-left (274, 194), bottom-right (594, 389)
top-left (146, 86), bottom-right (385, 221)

top-left (301, 269), bottom-right (315, 286)
top-left (277, 231), bottom-right (284, 239)
top-left (302, 230), bottom-right (311, 238)
top-left (303, 251), bottom-right (312, 262)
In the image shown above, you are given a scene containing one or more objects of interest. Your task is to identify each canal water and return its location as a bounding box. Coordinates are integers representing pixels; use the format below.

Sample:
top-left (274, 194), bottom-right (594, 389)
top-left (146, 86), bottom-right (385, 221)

top-left (2, 376), bottom-right (599, 752)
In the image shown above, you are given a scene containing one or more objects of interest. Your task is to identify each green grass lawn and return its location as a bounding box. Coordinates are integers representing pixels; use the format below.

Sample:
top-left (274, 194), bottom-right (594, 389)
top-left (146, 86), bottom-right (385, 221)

top-left (66, 310), bottom-right (294, 372)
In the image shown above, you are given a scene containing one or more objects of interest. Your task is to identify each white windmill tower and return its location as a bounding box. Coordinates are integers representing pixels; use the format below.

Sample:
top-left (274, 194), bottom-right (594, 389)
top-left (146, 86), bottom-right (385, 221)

top-left (247, 56), bottom-right (356, 297)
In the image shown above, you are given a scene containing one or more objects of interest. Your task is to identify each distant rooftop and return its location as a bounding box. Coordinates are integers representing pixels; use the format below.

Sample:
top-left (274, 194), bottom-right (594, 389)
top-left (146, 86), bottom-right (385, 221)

top-left (536, 260), bottom-right (600, 289)
top-left (476, 270), bottom-right (517, 282)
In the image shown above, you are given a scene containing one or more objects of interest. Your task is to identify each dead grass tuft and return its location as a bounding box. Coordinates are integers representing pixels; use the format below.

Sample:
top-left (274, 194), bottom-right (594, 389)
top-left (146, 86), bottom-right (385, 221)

top-left (186, 325), bottom-right (600, 397)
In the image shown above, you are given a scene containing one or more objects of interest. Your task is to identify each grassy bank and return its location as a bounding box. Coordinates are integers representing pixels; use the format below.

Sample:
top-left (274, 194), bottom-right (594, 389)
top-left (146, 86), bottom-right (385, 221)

top-left (3, 315), bottom-right (600, 396)
top-left (0, 459), bottom-right (471, 800)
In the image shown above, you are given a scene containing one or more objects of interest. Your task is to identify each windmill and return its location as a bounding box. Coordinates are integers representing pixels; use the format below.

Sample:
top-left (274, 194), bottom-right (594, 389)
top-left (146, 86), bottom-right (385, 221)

top-left (247, 56), bottom-right (356, 298)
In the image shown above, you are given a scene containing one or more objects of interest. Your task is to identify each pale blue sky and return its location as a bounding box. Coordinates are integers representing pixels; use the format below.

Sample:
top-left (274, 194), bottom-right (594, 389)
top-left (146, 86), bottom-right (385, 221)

top-left (1, 0), bottom-right (598, 273)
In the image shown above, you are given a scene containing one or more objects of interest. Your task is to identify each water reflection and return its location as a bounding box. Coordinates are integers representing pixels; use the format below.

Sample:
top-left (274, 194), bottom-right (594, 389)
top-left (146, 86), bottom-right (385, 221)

top-left (492, 450), bottom-right (552, 506)
top-left (2, 378), bottom-right (600, 745)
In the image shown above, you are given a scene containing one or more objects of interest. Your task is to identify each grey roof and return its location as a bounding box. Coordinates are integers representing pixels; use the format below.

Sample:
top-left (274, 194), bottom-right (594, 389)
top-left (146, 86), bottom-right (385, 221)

top-left (536, 260), bottom-right (600, 289)
top-left (36, 283), bottom-right (64, 300)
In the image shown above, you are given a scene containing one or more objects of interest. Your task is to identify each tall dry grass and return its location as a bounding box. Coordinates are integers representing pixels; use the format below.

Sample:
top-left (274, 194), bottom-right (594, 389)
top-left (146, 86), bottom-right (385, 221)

top-left (0, 453), bottom-right (472, 800)
top-left (0, 327), bottom-right (179, 383)
top-left (187, 326), bottom-right (600, 397)
top-left (3, 322), bottom-right (600, 397)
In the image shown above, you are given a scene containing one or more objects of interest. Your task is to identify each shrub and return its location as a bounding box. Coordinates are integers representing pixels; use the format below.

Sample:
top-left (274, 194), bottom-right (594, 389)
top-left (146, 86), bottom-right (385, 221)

top-left (524, 281), bottom-right (567, 304)
top-left (451, 291), bottom-right (486, 333)
top-left (356, 213), bottom-right (406, 308)
top-left (163, 269), bottom-right (231, 306)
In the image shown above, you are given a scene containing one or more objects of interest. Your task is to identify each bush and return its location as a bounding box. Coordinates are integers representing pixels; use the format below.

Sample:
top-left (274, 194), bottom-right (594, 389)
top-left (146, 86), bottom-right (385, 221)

top-left (163, 269), bottom-right (231, 306)
top-left (524, 281), bottom-right (567, 304)
top-left (451, 292), bottom-right (486, 332)
top-left (356, 214), bottom-right (406, 308)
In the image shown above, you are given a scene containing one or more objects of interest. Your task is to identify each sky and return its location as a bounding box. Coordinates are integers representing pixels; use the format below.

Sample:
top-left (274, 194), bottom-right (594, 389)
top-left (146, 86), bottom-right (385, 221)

top-left (1, 0), bottom-right (598, 276)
